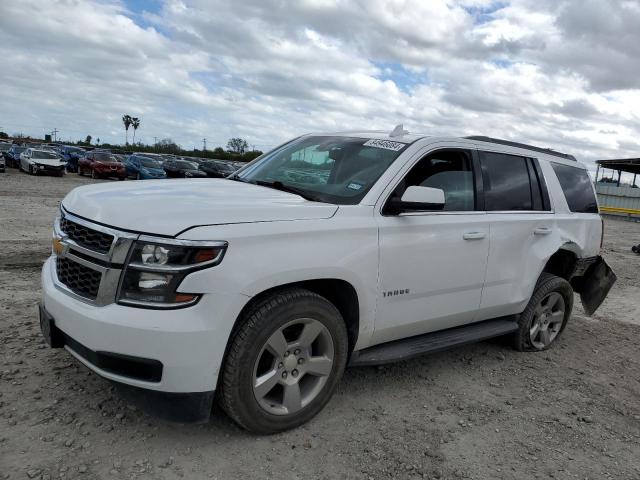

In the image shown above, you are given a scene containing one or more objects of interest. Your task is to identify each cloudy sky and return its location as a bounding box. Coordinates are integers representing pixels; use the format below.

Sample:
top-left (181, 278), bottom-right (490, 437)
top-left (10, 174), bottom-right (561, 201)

top-left (1, 0), bottom-right (639, 171)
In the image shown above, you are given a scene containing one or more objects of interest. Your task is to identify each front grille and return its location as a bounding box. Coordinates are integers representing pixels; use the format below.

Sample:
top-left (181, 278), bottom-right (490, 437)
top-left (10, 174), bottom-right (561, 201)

top-left (56, 257), bottom-right (102, 300)
top-left (60, 216), bottom-right (113, 253)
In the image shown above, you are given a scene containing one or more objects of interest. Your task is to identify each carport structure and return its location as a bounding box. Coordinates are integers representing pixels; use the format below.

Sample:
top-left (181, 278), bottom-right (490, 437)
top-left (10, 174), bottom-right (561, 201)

top-left (595, 158), bottom-right (640, 219)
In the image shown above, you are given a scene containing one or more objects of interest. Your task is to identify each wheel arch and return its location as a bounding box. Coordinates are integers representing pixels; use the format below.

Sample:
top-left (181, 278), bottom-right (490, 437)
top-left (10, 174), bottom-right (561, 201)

top-left (541, 247), bottom-right (579, 281)
top-left (233, 279), bottom-right (360, 353)
top-left (216, 278), bottom-right (361, 393)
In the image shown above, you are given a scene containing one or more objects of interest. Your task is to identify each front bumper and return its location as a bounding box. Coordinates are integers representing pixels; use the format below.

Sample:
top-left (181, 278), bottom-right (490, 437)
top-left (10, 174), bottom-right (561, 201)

top-left (41, 256), bottom-right (246, 394)
top-left (95, 167), bottom-right (126, 178)
top-left (34, 164), bottom-right (65, 174)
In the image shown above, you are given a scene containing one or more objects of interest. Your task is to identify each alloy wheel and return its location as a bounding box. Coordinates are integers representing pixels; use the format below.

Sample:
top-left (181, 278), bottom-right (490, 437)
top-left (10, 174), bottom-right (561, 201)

top-left (252, 318), bottom-right (334, 416)
top-left (529, 292), bottom-right (565, 349)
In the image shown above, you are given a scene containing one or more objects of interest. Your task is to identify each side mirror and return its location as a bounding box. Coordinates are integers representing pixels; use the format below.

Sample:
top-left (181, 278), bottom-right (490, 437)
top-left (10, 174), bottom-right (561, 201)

top-left (389, 186), bottom-right (445, 213)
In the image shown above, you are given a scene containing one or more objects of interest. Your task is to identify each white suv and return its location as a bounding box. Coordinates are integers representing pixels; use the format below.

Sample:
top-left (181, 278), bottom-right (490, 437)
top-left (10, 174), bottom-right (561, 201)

top-left (40, 129), bottom-right (616, 433)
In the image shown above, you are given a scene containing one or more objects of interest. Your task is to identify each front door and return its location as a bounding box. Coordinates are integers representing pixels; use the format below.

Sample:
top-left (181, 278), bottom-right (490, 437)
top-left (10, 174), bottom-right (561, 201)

top-left (374, 147), bottom-right (490, 344)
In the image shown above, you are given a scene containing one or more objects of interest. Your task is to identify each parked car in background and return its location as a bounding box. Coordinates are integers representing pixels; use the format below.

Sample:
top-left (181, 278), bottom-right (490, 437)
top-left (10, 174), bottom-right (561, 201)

top-left (0, 143), bottom-right (11, 170)
top-left (78, 151), bottom-right (126, 180)
top-left (199, 159), bottom-right (237, 178)
top-left (19, 148), bottom-right (66, 176)
top-left (123, 154), bottom-right (167, 180)
top-left (6, 145), bottom-right (28, 168)
top-left (59, 146), bottom-right (85, 172)
top-left (163, 158), bottom-right (206, 178)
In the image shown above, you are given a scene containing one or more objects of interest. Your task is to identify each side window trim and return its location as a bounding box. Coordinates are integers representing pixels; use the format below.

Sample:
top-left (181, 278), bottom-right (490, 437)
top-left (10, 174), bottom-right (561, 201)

top-left (528, 157), bottom-right (552, 211)
top-left (380, 147), bottom-right (482, 216)
top-left (471, 149), bottom-right (485, 211)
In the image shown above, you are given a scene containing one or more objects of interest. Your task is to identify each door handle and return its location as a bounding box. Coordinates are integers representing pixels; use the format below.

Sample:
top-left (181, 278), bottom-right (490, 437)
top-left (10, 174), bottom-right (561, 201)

top-left (463, 232), bottom-right (486, 240)
top-left (534, 227), bottom-right (552, 236)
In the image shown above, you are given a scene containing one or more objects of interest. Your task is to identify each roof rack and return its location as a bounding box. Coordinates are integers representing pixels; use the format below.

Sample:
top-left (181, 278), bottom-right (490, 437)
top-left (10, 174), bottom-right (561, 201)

top-left (465, 136), bottom-right (576, 161)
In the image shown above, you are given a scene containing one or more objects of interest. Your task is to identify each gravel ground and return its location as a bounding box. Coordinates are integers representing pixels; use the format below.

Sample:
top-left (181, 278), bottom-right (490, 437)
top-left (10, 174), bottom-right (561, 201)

top-left (1, 168), bottom-right (639, 480)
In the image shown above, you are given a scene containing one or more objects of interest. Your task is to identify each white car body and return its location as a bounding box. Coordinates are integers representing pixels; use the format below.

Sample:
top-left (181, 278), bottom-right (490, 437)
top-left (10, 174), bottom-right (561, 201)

top-left (40, 132), bottom-right (610, 422)
top-left (20, 148), bottom-right (66, 174)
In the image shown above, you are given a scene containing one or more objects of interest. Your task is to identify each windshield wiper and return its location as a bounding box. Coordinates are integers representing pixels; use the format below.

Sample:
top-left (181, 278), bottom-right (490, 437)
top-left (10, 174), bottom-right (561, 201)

top-left (254, 180), bottom-right (322, 202)
top-left (227, 173), bottom-right (249, 182)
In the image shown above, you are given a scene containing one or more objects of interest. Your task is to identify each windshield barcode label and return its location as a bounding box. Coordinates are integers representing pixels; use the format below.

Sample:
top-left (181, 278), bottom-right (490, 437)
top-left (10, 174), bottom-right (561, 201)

top-left (363, 139), bottom-right (406, 151)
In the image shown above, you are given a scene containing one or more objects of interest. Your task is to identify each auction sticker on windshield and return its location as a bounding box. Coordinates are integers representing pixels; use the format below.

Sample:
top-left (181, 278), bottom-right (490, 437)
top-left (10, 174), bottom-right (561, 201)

top-left (363, 139), bottom-right (406, 151)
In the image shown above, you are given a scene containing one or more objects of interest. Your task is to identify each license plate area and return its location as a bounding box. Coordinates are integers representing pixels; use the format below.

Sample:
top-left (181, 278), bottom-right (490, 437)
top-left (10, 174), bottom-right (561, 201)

top-left (39, 303), bottom-right (64, 348)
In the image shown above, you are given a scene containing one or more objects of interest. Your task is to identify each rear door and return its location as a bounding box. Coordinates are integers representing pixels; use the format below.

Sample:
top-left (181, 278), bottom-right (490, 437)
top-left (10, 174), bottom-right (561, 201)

top-left (475, 150), bottom-right (555, 320)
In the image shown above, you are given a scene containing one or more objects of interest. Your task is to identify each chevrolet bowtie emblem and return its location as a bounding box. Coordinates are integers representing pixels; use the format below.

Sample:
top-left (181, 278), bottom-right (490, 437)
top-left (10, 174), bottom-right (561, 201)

top-left (52, 235), bottom-right (69, 257)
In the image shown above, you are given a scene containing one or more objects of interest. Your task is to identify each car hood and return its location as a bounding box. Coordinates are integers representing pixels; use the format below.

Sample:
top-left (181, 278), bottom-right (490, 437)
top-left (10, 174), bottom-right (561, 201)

top-left (141, 168), bottom-right (165, 175)
top-left (32, 158), bottom-right (65, 167)
top-left (61, 179), bottom-right (338, 236)
top-left (95, 161), bottom-right (123, 168)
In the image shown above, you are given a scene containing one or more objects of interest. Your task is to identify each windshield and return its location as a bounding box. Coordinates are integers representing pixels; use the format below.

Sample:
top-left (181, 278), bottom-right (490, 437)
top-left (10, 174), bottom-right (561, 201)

top-left (93, 152), bottom-right (118, 162)
top-left (218, 162), bottom-right (236, 172)
top-left (140, 158), bottom-right (162, 168)
top-left (12, 147), bottom-right (26, 154)
top-left (236, 136), bottom-right (409, 204)
top-left (173, 160), bottom-right (198, 169)
top-left (32, 150), bottom-right (59, 159)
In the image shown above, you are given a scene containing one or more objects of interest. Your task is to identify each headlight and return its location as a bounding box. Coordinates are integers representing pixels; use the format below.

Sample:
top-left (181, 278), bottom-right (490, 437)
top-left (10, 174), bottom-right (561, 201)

top-left (117, 237), bottom-right (227, 308)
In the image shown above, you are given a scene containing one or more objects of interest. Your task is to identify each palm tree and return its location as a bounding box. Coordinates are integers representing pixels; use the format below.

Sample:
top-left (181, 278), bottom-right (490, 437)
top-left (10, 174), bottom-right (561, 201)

top-left (131, 117), bottom-right (141, 145)
top-left (122, 115), bottom-right (132, 145)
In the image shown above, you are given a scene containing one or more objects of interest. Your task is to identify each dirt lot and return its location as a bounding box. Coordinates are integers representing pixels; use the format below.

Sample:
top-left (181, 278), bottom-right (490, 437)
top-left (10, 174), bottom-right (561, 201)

top-left (1, 168), bottom-right (639, 480)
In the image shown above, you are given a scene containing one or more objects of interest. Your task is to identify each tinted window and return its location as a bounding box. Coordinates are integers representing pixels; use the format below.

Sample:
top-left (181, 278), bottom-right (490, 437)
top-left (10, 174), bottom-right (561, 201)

top-left (480, 152), bottom-right (537, 211)
top-left (392, 149), bottom-right (475, 211)
top-left (551, 163), bottom-right (598, 213)
top-left (93, 152), bottom-right (118, 162)
top-left (140, 158), bottom-right (161, 168)
top-left (32, 150), bottom-right (59, 159)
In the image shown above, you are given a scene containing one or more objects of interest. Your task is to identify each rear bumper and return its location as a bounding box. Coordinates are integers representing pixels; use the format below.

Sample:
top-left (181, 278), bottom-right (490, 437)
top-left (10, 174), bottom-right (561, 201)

top-left (572, 256), bottom-right (616, 316)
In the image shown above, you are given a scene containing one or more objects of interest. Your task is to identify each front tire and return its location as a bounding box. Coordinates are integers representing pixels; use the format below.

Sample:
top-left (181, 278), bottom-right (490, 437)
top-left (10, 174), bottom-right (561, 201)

top-left (219, 288), bottom-right (348, 434)
top-left (513, 273), bottom-right (573, 352)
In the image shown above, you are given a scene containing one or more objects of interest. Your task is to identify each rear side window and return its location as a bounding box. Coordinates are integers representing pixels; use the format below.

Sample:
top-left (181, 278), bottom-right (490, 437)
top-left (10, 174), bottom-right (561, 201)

top-left (551, 163), bottom-right (598, 213)
top-left (479, 151), bottom-right (547, 211)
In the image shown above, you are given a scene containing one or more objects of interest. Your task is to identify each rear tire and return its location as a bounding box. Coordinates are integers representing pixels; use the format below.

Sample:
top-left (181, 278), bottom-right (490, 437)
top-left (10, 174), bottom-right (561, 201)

top-left (219, 288), bottom-right (348, 434)
top-left (513, 273), bottom-right (573, 352)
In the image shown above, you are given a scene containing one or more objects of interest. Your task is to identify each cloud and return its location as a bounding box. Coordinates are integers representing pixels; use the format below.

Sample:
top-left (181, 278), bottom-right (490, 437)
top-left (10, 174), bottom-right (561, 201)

top-left (0, 0), bottom-right (638, 165)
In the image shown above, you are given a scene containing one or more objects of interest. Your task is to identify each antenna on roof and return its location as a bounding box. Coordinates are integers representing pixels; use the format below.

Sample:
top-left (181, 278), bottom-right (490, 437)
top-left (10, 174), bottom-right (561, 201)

top-left (389, 124), bottom-right (409, 137)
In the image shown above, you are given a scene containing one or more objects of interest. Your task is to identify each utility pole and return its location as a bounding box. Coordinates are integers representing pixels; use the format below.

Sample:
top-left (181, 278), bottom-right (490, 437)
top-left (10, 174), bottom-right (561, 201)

top-left (203, 138), bottom-right (207, 151)
top-left (51, 128), bottom-right (59, 142)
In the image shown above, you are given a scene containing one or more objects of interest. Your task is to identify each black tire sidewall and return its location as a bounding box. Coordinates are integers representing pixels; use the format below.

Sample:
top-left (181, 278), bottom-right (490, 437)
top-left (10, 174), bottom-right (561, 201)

top-left (515, 273), bottom-right (574, 352)
top-left (220, 289), bottom-right (348, 434)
